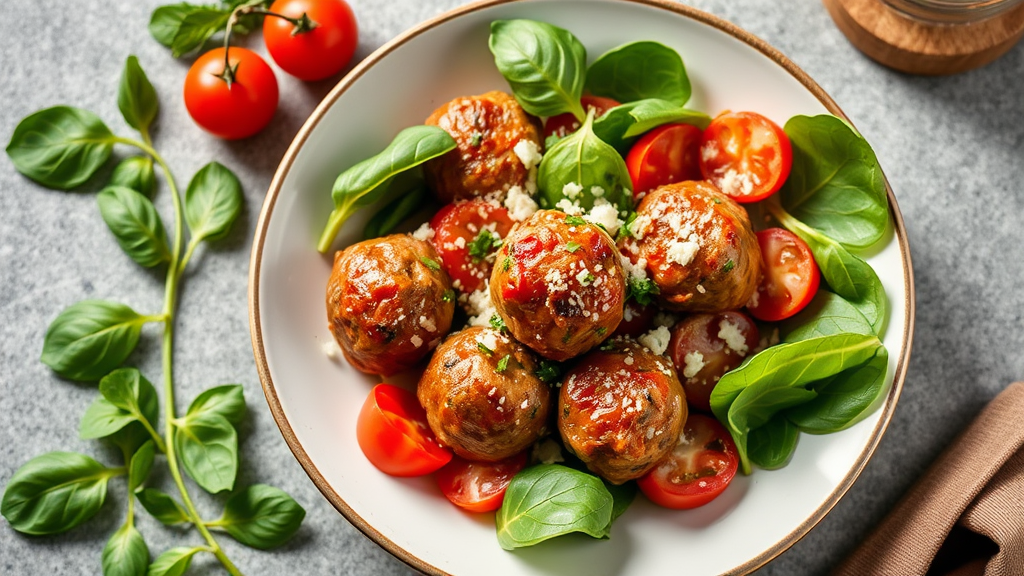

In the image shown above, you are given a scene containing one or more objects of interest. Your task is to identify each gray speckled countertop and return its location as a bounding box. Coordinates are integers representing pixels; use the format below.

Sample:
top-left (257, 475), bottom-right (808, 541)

top-left (2, 1), bottom-right (1023, 575)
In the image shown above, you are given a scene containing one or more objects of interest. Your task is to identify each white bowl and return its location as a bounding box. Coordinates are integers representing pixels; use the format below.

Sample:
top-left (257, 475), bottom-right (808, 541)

top-left (249, 1), bottom-right (915, 574)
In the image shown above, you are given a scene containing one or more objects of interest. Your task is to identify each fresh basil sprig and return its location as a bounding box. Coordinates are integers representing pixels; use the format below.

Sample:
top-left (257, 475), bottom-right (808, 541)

top-left (362, 176), bottom-right (428, 240)
top-left (149, 1), bottom-right (264, 58)
top-left (184, 161), bottom-right (243, 243)
top-left (137, 489), bottom-right (191, 526)
top-left (147, 546), bottom-right (204, 576)
top-left (110, 156), bottom-right (157, 197)
top-left (102, 523), bottom-right (149, 576)
top-left (489, 19), bottom-right (587, 121)
top-left (98, 186), bottom-right (172, 268)
top-left (174, 411), bottom-right (239, 494)
top-left (6, 106), bottom-right (117, 190)
top-left (318, 125), bottom-right (456, 252)
top-left (210, 484), bottom-right (306, 549)
top-left (118, 55), bottom-right (159, 135)
top-left (586, 41), bottom-right (691, 106)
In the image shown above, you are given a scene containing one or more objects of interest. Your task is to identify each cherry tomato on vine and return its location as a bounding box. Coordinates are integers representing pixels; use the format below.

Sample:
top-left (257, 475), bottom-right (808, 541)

top-left (263, 0), bottom-right (359, 81)
top-left (638, 414), bottom-right (739, 509)
top-left (435, 452), bottom-right (528, 513)
top-left (625, 123), bottom-right (703, 198)
top-left (544, 95), bottom-right (620, 142)
top-left (183, 47), bottom-right (279, 140)
top-left (698, 111), bottom-right (792, 203)
top-left (747, 228), bottom-right (820, 322)
top-left (356, 384), bottom-right (452, 477)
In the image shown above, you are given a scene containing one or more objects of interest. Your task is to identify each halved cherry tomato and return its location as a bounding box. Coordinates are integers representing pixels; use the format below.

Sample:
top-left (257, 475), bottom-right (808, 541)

top-left (613, 301), bottom-right (656, 338)
top-left (638, 414), bottom-right (738, 509)
top-left (435, 452), bottom-right (528, 513)
top-left (263, 0), bottom-right (358, 81)
top-left (668, 311), bottom-right (759, 412)
top-left (544, 95), bottom-right (620, 142)
top-left (625, 123), bottom-right (703, 198)
top-left (747, 228), bottom-right (820, 322)
top-left (698, 111), bottom-right (792, 203)
top-left (430, 200), bottom-right (514, 293)
top-left (356, 384), bottom-right (452, 477)
top-left (183, 47), bottom-right (279, 140)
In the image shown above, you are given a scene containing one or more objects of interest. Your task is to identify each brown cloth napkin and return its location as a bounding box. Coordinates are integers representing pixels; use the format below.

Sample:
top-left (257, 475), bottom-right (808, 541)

top-left (835, 382), bottom-right (1024, 576)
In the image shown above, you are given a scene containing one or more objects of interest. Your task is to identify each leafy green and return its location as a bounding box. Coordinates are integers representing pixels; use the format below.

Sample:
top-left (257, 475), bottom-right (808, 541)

top-left (102, 523), bottom-right (149, 576)
top-left (318, 125), bottom-right (456, 252)
top-left (185, 384), bottom-right (246, 426)
top-left (604, 480), bottom-right (637, 522)
top-left (627, 275), bottom-right (659, 306)
top-left (147, 546), bottom-right (204, 576)
top-left (117, 56), bottom-right (159, 135)
top-left (362, 183), bottom-right (427, 240)
top-left (747, 416), bottom-right (799, 470)
top-left (80, 369), bottom-right (160, 444)
top-left (489, 20), bottom-right (587, 121)
top-left (535, 360), bottom-right (562, 383)
top-left (149, 4), bottom-right (193, 47)
top-left (174, 411), bottom-right (238, 494)
top-left (80, 397), bottom-right (138, 440)
top-left (496, 464), bottom-right (613, 549)
top-left (136, 489), bottom-right (190, 526)
top-left (214, 485), bottom-right (306, 549)
top-left (128, 440), bottom-right (156, 493)
top-left (785, 346), bottom-right (889, 434)
top-left (586, 41), bottom-right (690, 106)
top-left (468, 228), bottom-right (503, 261)
top-left (783, 290), bottom-right (874, 342)
top-left (97, 186), bottom-right (171, 267)
top-left (0, 452), bottom-right (119, 535)
top-left (6, 106), bottom-right (116, 190)
top-left (40, 300), bottom-right (150, 382)
top-left (495, 355), bottom-right (511, 373)
top-left (170, 8), bottom-right (231, 57)
top-left (592, 98), bottom-right (709, 153)
top-left (110, 156), bottom-right (156, 197)
top-left (781, 115), bottom-right (889, 249)
top-left (184, 161), bottom-right (243, 242)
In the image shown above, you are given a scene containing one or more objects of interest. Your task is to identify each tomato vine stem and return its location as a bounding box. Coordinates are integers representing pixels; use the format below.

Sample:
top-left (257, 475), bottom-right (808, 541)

top-left (218, 0), bottom-right (317, 86)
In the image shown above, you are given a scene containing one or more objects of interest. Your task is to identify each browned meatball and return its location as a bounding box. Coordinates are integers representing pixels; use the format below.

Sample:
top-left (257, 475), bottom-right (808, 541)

top-left (326, 235), bottom-right (454, 376)
top-left (558, 339), bottom-right (686, 484)
top-left (618, 180), bottom-right (760, 312)
top-left (423, 91), bottom-right (543, 203)
top-left (489, 210), bottom-right (625, 361)
top-left (417, 327), bottom-right (551, 462)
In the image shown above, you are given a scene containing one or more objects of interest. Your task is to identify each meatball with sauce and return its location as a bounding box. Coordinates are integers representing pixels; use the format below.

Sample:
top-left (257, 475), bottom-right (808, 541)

top-left (424, 91), bottom-right (543, 203)
top-left (417, 327), bottom-right (552, 462)
top-left (619, 180), bottom-right (760, 312)
top-left (558, 339), bottom-right (686, 484)
top-left (490, 210), bottom-right (626, 361)
top-left (326, 234), bottom-right (454, 376)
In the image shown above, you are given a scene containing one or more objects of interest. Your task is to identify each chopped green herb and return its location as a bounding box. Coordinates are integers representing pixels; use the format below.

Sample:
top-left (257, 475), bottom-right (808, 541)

top-left (420, 256), bottom-right (441, 271)
top-left (565, 215), bottom-right (587, 226)
top-left (617, 212), bottom-right (637, 241)
top-left (712, 197), bottom-right (723, 204)
top-left (495, 354), bottom-right (511, 373)
top-left (468, 229), bottom-right (502, 262)
top-left (442, 289), bottom-right (455, 303)
top-left (535, 360), bottom-right (562, 383)
top-left (490, 314), bottom-right (508, 332)
top-left (502, 256), bottom-right (512, 272)
top-left (561, 329), bottom-right (573, 344)
top-left (565, 241), bottom-right (582, 253)
top-left (477, 341), bottom-right (494, 356)
top-left (580, 272), bottom-right (596, 286)
top-left (599, 339), bottom-right (618, 351)
top-left (470, 132), bottom-right (483, 147)
top-left (595, 326), bottom-right (607, 336)
top-left (627, 276), bottom-right (660, 306)
top-left (722, 259), bottom-right (735, 273)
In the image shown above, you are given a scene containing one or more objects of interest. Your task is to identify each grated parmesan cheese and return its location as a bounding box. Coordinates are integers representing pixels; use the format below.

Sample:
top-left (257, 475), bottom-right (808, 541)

top-left (412, 222), bottom-right (434, 241)
top-left (666, 238), bottom-right (700, 267)
top-left (321, 339), bottom-right (341, 361)
top-left (682, 351), bottom-right (705, 379)
top-left (410, 335), bottom-right (423, 348)
top-left (513, 139), bottom-right (543, 171)
top-left (476, 329), bottom-right (499, 352)
top-left (639, 326), bottom-right (671, 356)
top-left (556, 198), bottom-right (584, 215)
top-left (504, 185), bottom-right (538, 221)
top-left (718, 319), bottom-right (749, 355)
top-left (585, 199), bottom-right (623, 235)
top-left (562, 182), bottom-right (584, 200)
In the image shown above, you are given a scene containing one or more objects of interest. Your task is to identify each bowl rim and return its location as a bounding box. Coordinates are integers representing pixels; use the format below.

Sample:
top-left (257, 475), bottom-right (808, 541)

top-left (248, 0), bottom-right (917, 574)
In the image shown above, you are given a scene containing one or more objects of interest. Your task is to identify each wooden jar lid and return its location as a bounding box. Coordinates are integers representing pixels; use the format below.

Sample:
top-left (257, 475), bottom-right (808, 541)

top-left (823, 0), bottom-right (1024, 75)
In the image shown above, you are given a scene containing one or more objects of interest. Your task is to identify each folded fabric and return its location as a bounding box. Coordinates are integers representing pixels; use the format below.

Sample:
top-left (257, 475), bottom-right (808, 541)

top-left (835, 382), bottom-right (1024, 576)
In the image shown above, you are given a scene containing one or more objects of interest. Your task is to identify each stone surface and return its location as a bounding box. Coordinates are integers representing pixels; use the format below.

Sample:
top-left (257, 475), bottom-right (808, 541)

top-left (1, 1), bottom-right (1022, 575)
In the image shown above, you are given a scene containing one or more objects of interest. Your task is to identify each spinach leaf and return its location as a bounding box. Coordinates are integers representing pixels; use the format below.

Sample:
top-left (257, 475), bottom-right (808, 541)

top-left (318, 125), bottom-right (456, 252)
top-left (496, 464), bottom-right (613, 550)
top-left (489, 20), bottom-right (587, 121)
top-left (137, 489), bottom-right (190, 526)
top-left (592, 98), bottom-right (709, 153)
top-left (213, 484), bottom-right (306, 549)
top-left (128, 440), bottom-right (156, 493)
top-left (97, 185), bottom-right (171, 268)
top-left (186, 384), bottom-right (246, 426)
top-left (0, 452), bottom-right (120, 535)
top-left (147, 546), bottom-right (204, 576)
top-left (747, 416), bottom-right (799, 470)
top-left (538, 108), bottom-right (632, 211)
top-left (184, 161), bottom-right (243, 242)
top-left (785, 346), bottom-right (889, 434)
top-left (117, 56), bottom-right (159, 135)
top-left (110, 156), bottom-right (156, 197)
top-left (781, 115), bottom-right (889, 249)
top-left (174, 411), bottom-right (238, 494)
top-left (363, 180), bottom-right (428, 240)
top-left (41, 300), bottom-right (152, 382)
top-left (6, 106), bottom-right (116, 190)
top-left (783, 290), bottom-right (873, 342)
top-left (585, 41), bottom-right (690, 106)
top-left (102, 523), bottom-right (149, 576)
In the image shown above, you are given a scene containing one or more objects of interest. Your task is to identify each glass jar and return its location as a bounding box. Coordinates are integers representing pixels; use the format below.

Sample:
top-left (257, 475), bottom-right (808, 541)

top-left (881, 0), bottom-right (1024, 24)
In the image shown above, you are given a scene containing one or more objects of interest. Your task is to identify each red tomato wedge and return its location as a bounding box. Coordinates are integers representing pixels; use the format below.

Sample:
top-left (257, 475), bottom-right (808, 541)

top-left (638, 414), bottom-right (738, 509)
top-left (544, 95), bottom-right (620, 142)
top-left (747, 228), bottom-right (820, 322)
top-left (430, 200), bottom-right (514, 294)
top-left (668, 311), bottom-right (759, 413)
top-left (625, 123), bottom-right (703, 198)
top-left (356, 384), bottom-right (452, 477)
top-left (698, 111), bottom-right (792, 203)
top-left (435, 452), bottom-right (528, 513)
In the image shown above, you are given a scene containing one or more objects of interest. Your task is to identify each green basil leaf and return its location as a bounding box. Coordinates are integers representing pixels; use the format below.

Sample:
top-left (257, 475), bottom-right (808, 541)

top-left (214, 484), bottom-right (306, 549)
top-left (110, 156), bottom-right (156, 197)
top-left (605, 480), bottom-right (636, 523)
top-left (781, 115), bottom-right (889, 249)
top-left (184, 161), bottom-right (242, 242)
top-left (538, 109), bottom-right (632, 212)
top-left (786, 346), bottom-right (889, 434)
top-left (100, 368), bottom-right (160, 429)
top-left (747, 416), bottom-right (799, 470)
top-left (186, 384), bottom-right (246, 426)
top-left (102, 523), bottom-right (149, 576)
top-left (108, 422), bottom-right (153, 457)
top-left (149, 4), bottom-right (192, 47)
top-left (783, 290), bottom-right (874, 342)
top-left (0, 452), bottom-right (118, 535)
top-left (98, 186), bottom-right (171, 268)
top-left (585, 41), bottom-right (690, 106)
top-left (6, 106), bottom-right (116, 190)
top-left (175, 412), bottom-right (238, 493)
top-left (318, 125), bottom-right (456, 252)
top-left (489, 19), bottom-right (586, 120)
top-left (128, 440), bottom-right (156, 493)
top-left (147, 547), bottom-right (204, 576)
top-left (80, 396), bottom-right (137, 440)
top-left (363, 184), bottom-right (428, 240)
top-left (118, 56), bottom-right (159, 134)
top-left (137, 489), bottom-right (190, 526)
top-left (592, 99), bottom-right (709, 152)
top-left (496, 464), bottom-right (613, 550)
top-left (40, 300), bottom-right (149, 382)
top-left (171, 8), bottom-right (230, 57)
